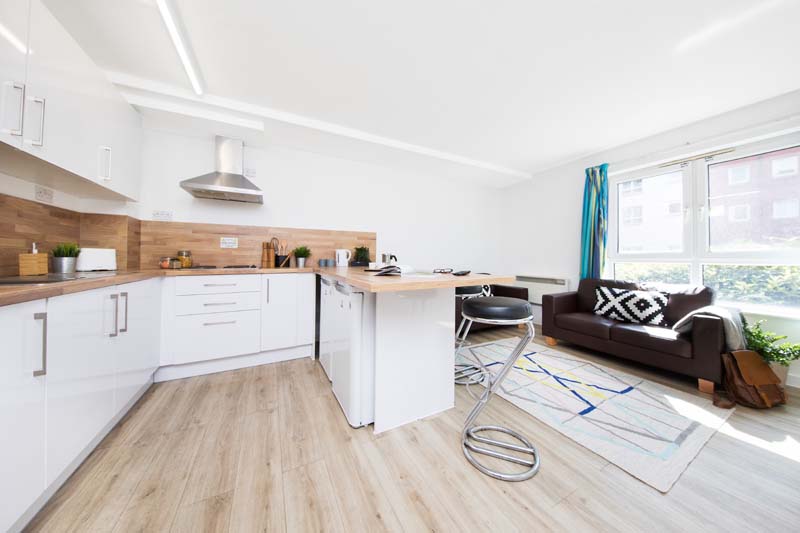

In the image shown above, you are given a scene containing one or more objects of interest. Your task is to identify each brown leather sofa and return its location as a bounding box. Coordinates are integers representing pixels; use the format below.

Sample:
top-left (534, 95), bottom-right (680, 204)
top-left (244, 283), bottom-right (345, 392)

top-left (542, 278), bottom-right (723, 390)
top-left (455, 284), bottom-right (529, 332)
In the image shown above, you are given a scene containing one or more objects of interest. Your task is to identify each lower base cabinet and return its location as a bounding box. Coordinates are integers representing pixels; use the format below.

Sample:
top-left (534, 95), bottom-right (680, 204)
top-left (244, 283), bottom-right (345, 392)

top-left (0, 278), bottom-right (161, 531)
top-left (0, 300), bottom-right (47, 533)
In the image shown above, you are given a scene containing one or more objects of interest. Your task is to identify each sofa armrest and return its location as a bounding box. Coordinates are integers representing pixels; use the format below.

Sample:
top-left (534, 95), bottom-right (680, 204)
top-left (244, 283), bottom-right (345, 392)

top-left (542, 291), bottom-right (578, 336)
top-left (491, 284), bottom-right (528, 299)
top-left (691, 314), bottom-right (725, 383)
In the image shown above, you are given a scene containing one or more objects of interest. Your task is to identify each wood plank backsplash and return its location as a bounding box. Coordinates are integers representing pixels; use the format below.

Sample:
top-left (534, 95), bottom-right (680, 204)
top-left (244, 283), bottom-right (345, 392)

top-left (139, 221), bottom-right (376, 269)
top-left (0, 192), bottom-right (375, 275)
top-left (0, 193), bottom-right (81, 276)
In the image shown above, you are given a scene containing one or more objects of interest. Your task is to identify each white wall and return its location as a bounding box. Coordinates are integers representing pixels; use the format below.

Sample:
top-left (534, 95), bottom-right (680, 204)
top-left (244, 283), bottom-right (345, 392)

top-left (499, 90), bottom-right (800, 385)
top-left (127, 126), bottom-right (505, 273)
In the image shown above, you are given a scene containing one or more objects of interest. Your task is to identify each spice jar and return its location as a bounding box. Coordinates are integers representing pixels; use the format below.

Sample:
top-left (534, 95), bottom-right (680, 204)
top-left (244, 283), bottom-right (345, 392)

top-left (159, 256), bottom-right (171, 269)
top-left (169, 258), bottom-right (182, 269)
top-left (177, 250), bottom-right (193, 268)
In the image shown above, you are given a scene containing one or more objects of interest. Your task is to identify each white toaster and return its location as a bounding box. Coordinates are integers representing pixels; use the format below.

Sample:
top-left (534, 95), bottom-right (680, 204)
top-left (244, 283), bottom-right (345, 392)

top-left (76, 248), bottom-right (118, 271)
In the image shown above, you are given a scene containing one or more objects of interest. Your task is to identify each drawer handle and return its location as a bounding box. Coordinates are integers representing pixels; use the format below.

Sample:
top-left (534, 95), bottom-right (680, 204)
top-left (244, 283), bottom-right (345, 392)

top-left (203, 302), bottom-right (236, 306)
top-left (203, 320), bottom-right (236, 326)
top-left (203, 283), bottom-right (237, 287)
top-left (33, 312), bottom-right (47, 377)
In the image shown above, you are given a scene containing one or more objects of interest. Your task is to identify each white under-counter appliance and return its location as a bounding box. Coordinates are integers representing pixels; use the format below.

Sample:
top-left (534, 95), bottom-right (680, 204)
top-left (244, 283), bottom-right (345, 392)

top-left (76, 248), bottom-right (117, 271)
top-left (321, 280), bottom-right (375, 427)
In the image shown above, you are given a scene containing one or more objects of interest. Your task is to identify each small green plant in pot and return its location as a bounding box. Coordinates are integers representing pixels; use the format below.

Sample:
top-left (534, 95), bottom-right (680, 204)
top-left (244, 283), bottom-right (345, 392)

top-left (293, 246), bottom-right (311, 268)
top-left (352, 246), bottom-right (370, 266)
top-left (52, 242), bottom-right (80, 274)
top-left (743, 317), bottom-right (800, 384)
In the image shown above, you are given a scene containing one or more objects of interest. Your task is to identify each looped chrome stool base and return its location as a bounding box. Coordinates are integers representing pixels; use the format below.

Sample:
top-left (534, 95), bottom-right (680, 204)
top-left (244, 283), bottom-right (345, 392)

top-left (462, 425), bottom-right (540, 482)
top-left (454, 363), bottom-right (486, 385)
top-left (459, 296), bottom-right (541, 482)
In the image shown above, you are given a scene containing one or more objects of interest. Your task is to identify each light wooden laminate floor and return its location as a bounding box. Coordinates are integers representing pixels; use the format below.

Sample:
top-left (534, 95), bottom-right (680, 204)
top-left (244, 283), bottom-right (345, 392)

top-left (26, 327), bottom-right (800, 532)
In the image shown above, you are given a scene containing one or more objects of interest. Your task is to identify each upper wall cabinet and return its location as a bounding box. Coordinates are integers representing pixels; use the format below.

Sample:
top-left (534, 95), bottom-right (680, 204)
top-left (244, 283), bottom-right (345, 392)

top-left (0, 0), bottom-right (142, 201)
top-left (0, 0), bottom-right (29, 149)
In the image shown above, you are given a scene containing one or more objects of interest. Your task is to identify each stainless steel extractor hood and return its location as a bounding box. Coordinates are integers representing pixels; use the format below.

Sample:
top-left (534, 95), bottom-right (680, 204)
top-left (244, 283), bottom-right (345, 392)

top-left (180, 136), bottom-right (263, 204)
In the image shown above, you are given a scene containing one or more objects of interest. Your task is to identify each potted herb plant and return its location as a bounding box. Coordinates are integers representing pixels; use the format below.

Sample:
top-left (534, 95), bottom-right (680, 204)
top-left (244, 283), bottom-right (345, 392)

top-left (52, 242), bottom-right (80, 274)
top-left (293, 246), bottom-right (311, 268)
top-left (743, 318), bottom-right (800, 386)
top-left (352, 246), bottom-right (370, 267)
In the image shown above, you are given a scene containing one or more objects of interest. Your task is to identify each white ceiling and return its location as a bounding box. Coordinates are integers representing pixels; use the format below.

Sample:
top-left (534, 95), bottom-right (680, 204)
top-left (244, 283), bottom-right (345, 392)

top-left (45, 0), bottom-right (800, 186)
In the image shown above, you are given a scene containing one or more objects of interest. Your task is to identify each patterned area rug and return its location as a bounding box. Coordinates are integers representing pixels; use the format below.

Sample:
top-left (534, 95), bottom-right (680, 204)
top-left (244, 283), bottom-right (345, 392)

top-left (459, 338), bottom-right (735, 492)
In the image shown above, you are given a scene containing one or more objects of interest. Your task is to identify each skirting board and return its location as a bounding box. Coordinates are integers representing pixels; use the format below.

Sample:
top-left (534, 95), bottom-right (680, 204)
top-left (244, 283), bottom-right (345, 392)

top-left (11, 378), bottom-right (153, 533)
top-left (154, 344), bottom-right (314, 382)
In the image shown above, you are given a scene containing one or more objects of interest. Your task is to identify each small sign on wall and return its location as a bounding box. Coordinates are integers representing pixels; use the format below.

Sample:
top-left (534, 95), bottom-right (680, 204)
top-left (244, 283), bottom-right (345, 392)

top-left (220, 237), bottom-right (239, 249)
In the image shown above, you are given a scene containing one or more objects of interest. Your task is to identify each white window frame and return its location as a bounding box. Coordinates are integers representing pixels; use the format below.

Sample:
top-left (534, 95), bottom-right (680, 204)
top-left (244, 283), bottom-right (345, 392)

top-left (608, 132), bottom-right (800, 316)
top-left (772, 198), bottom-right (799, 219)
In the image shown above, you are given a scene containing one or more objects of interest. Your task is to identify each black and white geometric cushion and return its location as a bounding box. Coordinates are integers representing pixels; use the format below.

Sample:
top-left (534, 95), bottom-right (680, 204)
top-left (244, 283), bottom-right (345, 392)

top-left (593, 287), bottom-right (669, 326)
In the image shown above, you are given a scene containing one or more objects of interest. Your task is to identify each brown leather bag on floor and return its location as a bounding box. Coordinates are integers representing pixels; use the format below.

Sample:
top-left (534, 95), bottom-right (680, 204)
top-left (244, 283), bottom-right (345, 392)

top-left (717, 350), bottom-right (786, 409)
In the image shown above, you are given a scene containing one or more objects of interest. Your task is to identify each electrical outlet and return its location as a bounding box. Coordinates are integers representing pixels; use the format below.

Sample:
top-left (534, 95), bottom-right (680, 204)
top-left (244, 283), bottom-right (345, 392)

top-left (35, 185), bottom-right (54, 204)
top-left (244, 167), bottom-right (257, 179)
top-left (152, 210), bottom-right (173, 221)
top-left (220, 237), bottom-right (239, 249)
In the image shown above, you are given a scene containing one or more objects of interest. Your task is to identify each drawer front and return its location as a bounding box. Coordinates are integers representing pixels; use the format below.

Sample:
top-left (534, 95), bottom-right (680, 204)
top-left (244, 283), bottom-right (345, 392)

top-left (175, 292), bottom-right (261, 316)
top-left (171, 310), bottom-right (261, 364)
top-left (175, 275), bottom-right (261, 296)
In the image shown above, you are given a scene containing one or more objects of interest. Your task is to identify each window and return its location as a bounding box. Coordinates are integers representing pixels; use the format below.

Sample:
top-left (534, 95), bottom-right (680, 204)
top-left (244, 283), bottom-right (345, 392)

top-left (622, 206), bottom-right (642, 225)
top-left (620, 179), bottom-right (643, 194)
top-left (609, 137), bottom-right (800, 315)
top-left (773, 198), bottom-right (799, 219)
top-left (727, 165), bottom-right (750, 185)
top-left (614, 263), bottom-right (691, 284)
top-left (772, 156), bottom-right (798, 178)
top-left (727, 204), bottom-right (750, 223)
top-left (615, 171), bottom-right (683, 254)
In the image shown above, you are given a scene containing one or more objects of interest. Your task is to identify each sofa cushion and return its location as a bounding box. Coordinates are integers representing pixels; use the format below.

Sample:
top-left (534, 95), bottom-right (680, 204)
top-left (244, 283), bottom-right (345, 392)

top-left (641, 283), bottom-right (715, 326)
top-left (577, 278), bottom-right (639, 312)
top-left (555, 312), bottom-right (617, 340)
top-left (594, 287), bottom-right (669, 326)
top-left (610, 323), bottom-right (692, 358)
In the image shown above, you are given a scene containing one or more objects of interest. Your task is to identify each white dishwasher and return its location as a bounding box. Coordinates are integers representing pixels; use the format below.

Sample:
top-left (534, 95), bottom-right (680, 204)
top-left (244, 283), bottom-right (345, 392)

top-left (330, 281), bottom-right (375, 428)
top-left (318, 276), bottom-right (335, 380)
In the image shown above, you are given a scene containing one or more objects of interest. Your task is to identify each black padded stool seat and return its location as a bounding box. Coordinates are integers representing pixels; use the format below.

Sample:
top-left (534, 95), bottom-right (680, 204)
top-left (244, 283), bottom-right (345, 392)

top-left (456, 285), bottom-right (483, 296)
top-left (462, 296), bottom-right (533, 322)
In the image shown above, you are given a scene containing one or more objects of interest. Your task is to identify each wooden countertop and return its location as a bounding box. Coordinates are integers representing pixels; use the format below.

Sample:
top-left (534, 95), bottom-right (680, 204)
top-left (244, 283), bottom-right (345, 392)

top-left (0, 268), bottom-right (313, 307)
top-left (314, 267), bottom-right (515, 293)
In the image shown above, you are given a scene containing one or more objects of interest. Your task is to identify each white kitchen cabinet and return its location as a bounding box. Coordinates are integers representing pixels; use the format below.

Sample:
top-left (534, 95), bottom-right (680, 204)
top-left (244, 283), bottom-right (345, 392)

top-left (0, 299), bottom-right (47, 533)
top-left (45, 286), bottom-right (117, 485)
top-left (172, 310), bottom-right (261, 365)
top-left (261, 273), bottom-right (298, 351)
top-left (0, 0), bottom-right (29, 149)
top-left (115, 278), bottom-right (161, 412)
top-left (296, 274), bottom-right (315, 346)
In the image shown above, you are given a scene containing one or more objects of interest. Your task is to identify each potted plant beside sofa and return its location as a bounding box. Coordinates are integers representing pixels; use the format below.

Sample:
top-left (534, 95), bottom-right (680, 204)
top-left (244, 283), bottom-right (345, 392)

top-left (743, 318), bottom-right (800, 386)
top-left (52, 242), bottom-right (80, 274)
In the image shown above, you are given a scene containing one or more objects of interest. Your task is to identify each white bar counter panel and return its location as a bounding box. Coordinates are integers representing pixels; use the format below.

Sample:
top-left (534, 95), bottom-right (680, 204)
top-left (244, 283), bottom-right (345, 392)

top-left (317, 268), bottom-right (514, 433)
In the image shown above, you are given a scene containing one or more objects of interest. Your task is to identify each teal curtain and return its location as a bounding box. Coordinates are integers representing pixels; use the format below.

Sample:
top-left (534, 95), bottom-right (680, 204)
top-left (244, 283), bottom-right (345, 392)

top-left (580, 163), bottom-right (609, 279)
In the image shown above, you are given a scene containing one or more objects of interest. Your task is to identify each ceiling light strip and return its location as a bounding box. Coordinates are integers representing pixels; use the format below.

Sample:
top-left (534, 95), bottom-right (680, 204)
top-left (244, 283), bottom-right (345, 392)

top-left (156, 0), bottom-right (204, 95)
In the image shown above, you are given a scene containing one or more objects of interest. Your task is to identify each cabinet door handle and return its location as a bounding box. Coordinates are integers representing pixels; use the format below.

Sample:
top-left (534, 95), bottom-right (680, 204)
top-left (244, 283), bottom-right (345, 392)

top-left (109, 293), bottom-right (119, 337)
top-left (8, 82), bottom-right (25, 136)
top-left (203, 301), bottom-right (236, 306)
top-left (27, 97), bottom-right (45, 147)
top-left (99, 146), bottom-right (112, 181)
top-left (33, 312), bottom-right (47, 377)
top-left (203, 320), bottom-right (236, 327)
top-left (120, 292), bottom-right (129, 333)
top-left (266, 278), bottom-right (270, 303)
top-left (203, 283), bottom-right (236, 287)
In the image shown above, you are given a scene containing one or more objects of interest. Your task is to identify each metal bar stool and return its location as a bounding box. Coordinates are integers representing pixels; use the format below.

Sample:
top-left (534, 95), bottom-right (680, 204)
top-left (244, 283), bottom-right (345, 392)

top-left (460, 296), bottom-right (541, 481)
top-left (454, 285), bottom-right (490, 385)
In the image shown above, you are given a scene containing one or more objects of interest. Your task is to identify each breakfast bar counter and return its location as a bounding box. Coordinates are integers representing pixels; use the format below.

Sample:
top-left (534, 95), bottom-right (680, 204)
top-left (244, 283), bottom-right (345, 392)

top-left (317, 267), bottom-right (516, 433)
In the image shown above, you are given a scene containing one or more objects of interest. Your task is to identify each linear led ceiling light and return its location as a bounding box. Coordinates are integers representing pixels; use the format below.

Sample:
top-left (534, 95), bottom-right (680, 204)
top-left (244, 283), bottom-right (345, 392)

top-left (156, 0), bottom-right (204, 95)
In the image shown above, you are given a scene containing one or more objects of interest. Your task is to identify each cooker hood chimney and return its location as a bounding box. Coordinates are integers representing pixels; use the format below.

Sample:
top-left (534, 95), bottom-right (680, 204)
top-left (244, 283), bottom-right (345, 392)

top-left (180, 136), bottom-right (263, 204)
